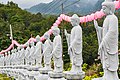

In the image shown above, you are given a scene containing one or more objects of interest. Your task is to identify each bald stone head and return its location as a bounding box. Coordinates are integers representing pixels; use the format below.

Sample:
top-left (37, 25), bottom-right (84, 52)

top-left (71, 14), bottom-right (80, 26)
top-left (43, 32), bottom-right (50, 39)
top-left (102, 0), bottom-right (115, 15)
top-left (36, 35), bottom-right (40, 42)
top-left (52, 26), bottom-right (60, 36)
top-left (17, 46), bottom-right (20, 50)
top-left (25, 42), bottom-right (29, 47)
top-left (30, 41), bottom-right (34, 47)
top-left (8, 51), bottom-right (10, 54)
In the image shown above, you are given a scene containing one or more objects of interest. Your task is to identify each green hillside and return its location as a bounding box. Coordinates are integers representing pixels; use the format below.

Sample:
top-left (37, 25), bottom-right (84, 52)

top-left (0, 1), bottom-right (119, 79)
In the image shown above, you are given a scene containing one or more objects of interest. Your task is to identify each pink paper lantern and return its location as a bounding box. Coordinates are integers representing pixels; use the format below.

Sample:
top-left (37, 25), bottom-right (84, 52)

top-left (96, 11), bottom-right (102, 19)
top-left (53, 23), bottom-right (58, 26)
top-left (91, 13), bottom-right (95, 20)
top-left (87, 15), bottom-right (93, 22)
top-left (40, 36), bottom-right (45, 41)
top-left (114, 1), bottom-right (120, 9)
top-left (51, 26), bottom-right (54, 29)
top-left (83, 16), bottom-right (87, 22)
top-left (55, 20), bottom-right (61, 25)
top-left (48, 29), bottom-right (53, 35)
top-left (67, 17), bottom-right (71, 22)
top-left (80, 17), bottom-right (84, 23)
top-left (57, 17), bottom-right (63, 22)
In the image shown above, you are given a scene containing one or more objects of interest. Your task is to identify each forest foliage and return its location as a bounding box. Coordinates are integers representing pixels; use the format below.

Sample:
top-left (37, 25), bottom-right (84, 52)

top-left (0, 2), bottom-right (120, 78)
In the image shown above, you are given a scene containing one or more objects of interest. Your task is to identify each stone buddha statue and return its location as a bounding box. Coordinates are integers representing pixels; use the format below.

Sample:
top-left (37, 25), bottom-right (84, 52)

top-left (11, 49), bottom-right (16, 65)
top-left (24, 42), bottom-right (30, 65)
top-left (42, 32), bottom-right (53, 71)
top-left (16, 46), bottom-right (21, 65)
top-left (69, 14), bottom-right (83, 73)
top-left (29, 41), bottom-right (35, 65)
top-left (48, 27), bottom-right (64, 79)
top-left (13, 49), bottom-right (17, 65)
top-left (94, 0), bottom-right (119, 80)
top-left (4, 52), bottom-right (8, 66)
top-left (34, 35), bottom-right (43, 68)
top-left (7, 51), bottom-right (11, 66)
top-left (19, 46), bottom-right (25, 65)
top-left (64, 14), bottom-right (85, 80)
top-left (52, 26), bottom-right (63, 73)
top-left (0, 54), bottom-right (4, 66)
top-left (12, 49), bottom-right (17, 65)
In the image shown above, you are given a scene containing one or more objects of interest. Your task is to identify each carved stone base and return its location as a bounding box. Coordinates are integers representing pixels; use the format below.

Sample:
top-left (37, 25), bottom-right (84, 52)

top-left (92, 78), bottom-right (103, 80)
top-left (27, 65), bottom-right (42, 71)
top-left (39, 68), bottom-right (53, 74)
top-left (63, 71), bottom-right (85, 80)
top-left (48, 71), bottom-right (64, 78)
top-left (35, 74), bottom-right (49, 80)
top-left (28, 71), bottom-right (40, 80)
top-left (92, 77), bottom-right (120, 80)
top-left (48, 77), bottom-right (66, 80)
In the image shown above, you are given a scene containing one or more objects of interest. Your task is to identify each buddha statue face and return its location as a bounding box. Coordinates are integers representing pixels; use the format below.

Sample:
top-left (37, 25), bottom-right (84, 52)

top-left (70, 14), bottom-right (80, 27)
top-left (36, 35), bottom-right (40, 42)
top-left (8, 51), bottom-right (10, 54)
top-left (17, 46), bottom-right (21, 51)
top-left (11, 49), bottom-right (15, 53)
top-left (25, 42), bottom-right (29, 47)
top-left (52, 27), bottom-right (60, 36)
top-left (30, 42), bottom-right (34, 47)
top-left (1, 54), bottom-right (4, 57)
top-left (102, 6), bottom-right (110, 15)
top-left (14, 49), bottom-right (17, 53)
top-left (102, 0), bottom-right (115, 15)
top-left (44, 32), bottom-right (50, 40)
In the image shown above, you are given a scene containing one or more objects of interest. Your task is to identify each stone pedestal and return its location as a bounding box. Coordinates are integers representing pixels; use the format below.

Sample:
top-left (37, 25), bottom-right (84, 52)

top-left (92, 78), bottom-right (120, 80)
top-left (48, 77), bottom-right (66, 80)
top-left (28, 71), bottom-right (40, 79)
top-left (28, 70), bottom-right (49, 80)
top-left (29, 75), bottom-right (35, 80)
top-left (63, 71), bottom-right (85, 80)
top-left (39, 68), bottom-right (52, 74)
top-left (35, 74), bottom-right (49, 80)
top-left (29, 66), bottom-right (42, 71)
top-left (18, 75), bottom-right (26, 80)
top-left (48, 71), bottom-right (66, 80)
top-left (49, 71), bottom-right (63, 78)
top-left (92, 78), bottom-right (103, 80)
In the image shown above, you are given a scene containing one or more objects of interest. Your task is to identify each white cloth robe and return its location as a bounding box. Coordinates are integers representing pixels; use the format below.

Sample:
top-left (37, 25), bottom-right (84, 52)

top-left (52, 35), bottom-right (63, 71)
top-left (70, 25), bottom-right (83, 66)
top-left (0, 57), bottom-right (4, 66)
top-left (65, 32), bottom-right (74, 64)
top-left (29, 46), bottom-right (35, 65)
top-left (34, 41), bottom-right (43, 65)
top-left (25, 46), bottom-right (30, 65)
top-left (43, 38), bottom-right (53, 65)
top-left (19, 48), bottom-right (25, 65)
top-left (97, 14), bottom-right (119, 71)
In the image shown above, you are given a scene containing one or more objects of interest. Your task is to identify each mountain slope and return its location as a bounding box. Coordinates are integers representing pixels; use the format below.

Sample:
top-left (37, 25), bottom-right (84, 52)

top-left (27, 0), bottom-right (102, 15)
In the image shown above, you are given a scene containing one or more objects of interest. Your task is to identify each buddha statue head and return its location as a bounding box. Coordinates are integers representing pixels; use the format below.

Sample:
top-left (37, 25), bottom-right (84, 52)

top-left (43, 32), bottom-right (50, 40)
top-left (102, 0), bottom-right (115, 15)
top-left (30, 41), bottom-right (34, 47)
top-left (70, 14), bottom-right (80, 26)
top-left (52, 26), bottom-right (60, 36)
top-left (36, 35), bottom-right (40, 42)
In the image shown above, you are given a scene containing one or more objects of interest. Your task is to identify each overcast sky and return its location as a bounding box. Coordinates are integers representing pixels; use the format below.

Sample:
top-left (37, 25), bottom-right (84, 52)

top-left (0, 0), bottom-right (53, 9)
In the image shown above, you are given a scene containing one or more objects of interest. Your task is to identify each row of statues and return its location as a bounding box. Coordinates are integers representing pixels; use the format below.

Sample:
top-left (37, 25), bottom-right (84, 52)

top-left (0, 0), bottom-right (119, 80)
top-left (0, 14), bottom-right (84, 80)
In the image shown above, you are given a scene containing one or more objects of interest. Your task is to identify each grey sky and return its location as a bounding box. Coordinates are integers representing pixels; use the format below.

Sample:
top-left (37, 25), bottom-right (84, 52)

top-left (0, 0), bottom-right (53, 9)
